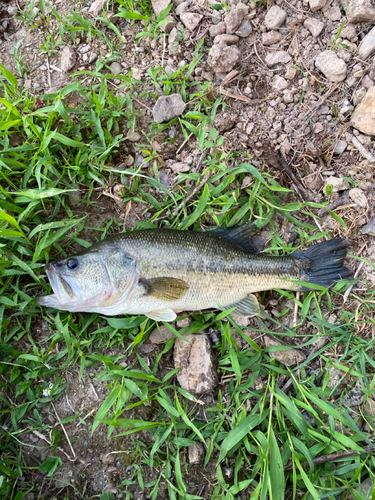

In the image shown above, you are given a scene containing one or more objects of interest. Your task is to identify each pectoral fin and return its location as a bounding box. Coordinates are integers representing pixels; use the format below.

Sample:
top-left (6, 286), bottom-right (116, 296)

top-left (146, 309), bottom-right (177, 322)
top-left (221, 294), bottom-right (260, 317)
top-left (141, 277), bottom-right (189, 302)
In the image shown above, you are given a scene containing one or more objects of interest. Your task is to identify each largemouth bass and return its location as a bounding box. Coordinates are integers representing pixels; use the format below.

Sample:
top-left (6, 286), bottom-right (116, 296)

top-left (36, 223), bottom-right (351, 321)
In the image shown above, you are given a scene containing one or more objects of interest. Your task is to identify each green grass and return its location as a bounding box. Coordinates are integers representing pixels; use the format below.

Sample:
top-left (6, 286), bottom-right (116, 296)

top-left (1, 1), bottom-right (375, 499)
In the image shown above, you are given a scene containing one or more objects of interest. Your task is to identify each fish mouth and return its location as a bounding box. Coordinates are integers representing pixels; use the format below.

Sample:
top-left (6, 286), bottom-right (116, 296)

top-left (36, 263), bottom-right (75, 308)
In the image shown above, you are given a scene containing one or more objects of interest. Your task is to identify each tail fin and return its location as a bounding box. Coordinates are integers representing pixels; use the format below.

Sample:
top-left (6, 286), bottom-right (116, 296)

top-left (294, 239), bottom-right (352, 289)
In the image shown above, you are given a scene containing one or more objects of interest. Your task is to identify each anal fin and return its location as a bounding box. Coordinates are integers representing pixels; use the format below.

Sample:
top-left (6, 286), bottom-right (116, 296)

top-left (221, 294), bottom-right (260, 318)
top-left (146, 309), bottom-right (177, 322)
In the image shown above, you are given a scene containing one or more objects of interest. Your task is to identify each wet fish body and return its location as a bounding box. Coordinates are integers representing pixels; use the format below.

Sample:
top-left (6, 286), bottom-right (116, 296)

top-left (36, 224), bottom-right (351, 321)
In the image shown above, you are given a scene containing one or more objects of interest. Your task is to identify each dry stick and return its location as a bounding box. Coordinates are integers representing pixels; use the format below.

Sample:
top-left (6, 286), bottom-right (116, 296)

top-left (46, 56), bottom-right (52, 88)
top-left (343, 260), bottom-right (365, 304)
top-left (281, 337), bottom-right (328, 393)
top-left (161, 33), bottom-right (166, 69)
top-left (293, 291), bottom-right (300, 327)
top-left (51, 401), bottom-right (77, 460)
top-left (175, 132), bottom-right (193, 155)
top-left (284, 444), bottom-right (375, 472)
top-left (172, 172), bottom-right (211, 216)
top-left (31, 430), bottom-right (75, 462)
top-left (351, 136), bottom-right (375, 163)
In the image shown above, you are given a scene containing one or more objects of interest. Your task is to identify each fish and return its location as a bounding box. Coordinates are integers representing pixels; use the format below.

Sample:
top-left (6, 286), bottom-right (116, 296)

top-left (36, 222), bottom-right (352, 322)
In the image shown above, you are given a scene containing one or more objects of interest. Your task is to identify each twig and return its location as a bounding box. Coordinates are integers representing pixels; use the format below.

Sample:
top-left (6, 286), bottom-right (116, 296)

top-left (284, 444), bottom-right (375, 472)
top-left (31, 429), bottom-right (75, 462)
top-left (343, 260), bottom-right (365, 304)
top-left (193, 149), bottom-right (207, 172)
top-left (46, 55), bottom-right (52, 88)
top-left (172, 172), bottom-right (211, 216)
top-left (293, 291), bottom-right (300, 327)
top-left (49, 64), bottom-right (63, 73)
top-left (161, 33), bottom-right (166, 69)
top-left (89, 379), bottom-right (100, 400)
top-left (52, 401), bottom-right (77, 460)
top-left (176, 132), bottom-right (193, 155)
top-left (351, 136), bottom-right (375, 163)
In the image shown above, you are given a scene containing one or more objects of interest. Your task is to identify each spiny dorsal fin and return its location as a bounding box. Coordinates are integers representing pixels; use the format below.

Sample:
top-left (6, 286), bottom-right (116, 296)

top-left (221, 294), bottom-right (260, 317)
top-left (209, 222), bottom-right (264, 254)
top-left (141, 277), bottom-right (189, 302)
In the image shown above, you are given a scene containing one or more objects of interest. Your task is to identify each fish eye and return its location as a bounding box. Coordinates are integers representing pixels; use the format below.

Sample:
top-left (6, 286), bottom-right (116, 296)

top-left (67, 258), bottom-right (78, 270)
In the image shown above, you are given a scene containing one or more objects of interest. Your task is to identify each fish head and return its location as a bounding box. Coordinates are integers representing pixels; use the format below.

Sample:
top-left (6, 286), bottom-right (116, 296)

top-left (36, 246), bottom-right (139, 312)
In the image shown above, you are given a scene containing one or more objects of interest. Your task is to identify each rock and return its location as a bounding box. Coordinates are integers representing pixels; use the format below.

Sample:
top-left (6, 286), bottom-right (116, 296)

top-left (341, 24), bottom-right (357, 41)
top-left (265, 5), bottom-right (287, 29)
top-left (209, 22), bottom-right (226, 37)
top-left (149, 325), bottom-right (174, 344)
top-left (214, 34), bottom-right (239, 45)
top-left (351, 87), bottom-right (375, 135)
top-left (284, 66), bottom-right (296, 79)
top-left (89, 52), bottom-right (98, 63)
top-left (304, 17), bottom-right (324, 37)
top-left (180, 13), bottom-right (203, 30)
top-left (175, 2), bottom-right (189, 14)
top-left (361, 218), bottom-right (375, 236)
top-left (334, 140), bottom-right (347, 154)
top-left (272, 75), bottom-right (289, 91)
top-left (152, 0), bottom-right (170, 16)
top-left (174, 334), bottom-right (217, 393)
top-left (225, 3), bottom-right (248, 34)
top-left (359, 26), bottom-right (375, 59)
top-left (188, 443), bottom-right (205, 464)
top-left (110, 62), bottom-right (122, 75)
top-left (315, 50), bottom-right (347, 82)
top-left (309, 0), bottom-right (326, 11)
top-left (160, 15), bottom-right (176, 33)
top-left (153, 93), bottom-right (186, 123)
top-left (340, 0), bottom-right (375, 23)
top-left (207, 42), bottom-right (241, 74)
top-left (262, 31), bottom-right (282, 45)
top-left (88, 0), bottom-right (107, 15)
top-left (353, 87), bottom-right (367, 106)
top-left (349, 187), bottom-right (367, 207)
top-left (170, 162), bottom-right (190, 172)
top-left (60, 46), bottom-right (76, 72)
top-left (325, 176), bottom-right (350, 192)
top-left (362, 75), bottom-right (374, 88)
top-left (126, 130), bottom-right (141, 142)
top-left (264, 337), bottom-right (306, 367)
top-left (176, 317), bottom-right (192, 328)
top-left (265, 50), bottom-right (292, 66)
top-left (100, 453), bottom-right (115, 464)
top-left (165, 64), bottom-right (177, 76)
top-left (323, 4), bottom-right (342, 20)
top-left (341, 380), bottom-right (365, 407)
top-left (236, 19), bottom-right (252, 37)
top-left (79, 44), bottom-right (91, 54)
top-left (313, 122), bottom-right (324, 133)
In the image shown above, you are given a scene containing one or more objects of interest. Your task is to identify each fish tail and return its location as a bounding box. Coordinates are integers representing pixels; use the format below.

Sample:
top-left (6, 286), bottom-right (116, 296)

top-left (294, 239), bottom-right (352, 289)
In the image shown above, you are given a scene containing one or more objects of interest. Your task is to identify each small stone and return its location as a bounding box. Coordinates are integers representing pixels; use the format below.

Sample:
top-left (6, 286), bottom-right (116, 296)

top-left (152, 0), bottom-right (170, 16)
top-left (160, 15), bottom-right (176, 33)
top-left (349, 188), bottom-right (367, 207)
top-left (236, 19), bottom-right (252, 37)
top-left (315, 50), bottom-right (347, 82)
top-left (361, 218), bottom-right (375, 236)
top-left (174, 334), bottom-right (217, 393)
top-left (304, 17), bottom-right (324, 37)
top-left (188, 443), bottom-right (204, 464)
top-left (265, 5), bottom-right (287, 29)
top-left (325, 176), bottom-right (350, 192)
top-left (176, 317), bottom-right (192, 328)
top-left (89, 52), bottom-right (98, 63)
top-left (264, 337), bottom-right (306, 367)
top-left (351, 87), bottom-right (375, 135)
top-left (225, 3), bottom-right (248, 34)
top-left (24, 80), bottom-right (32, 89)
top-left (341, 24), bottom-right (357, 41)
top-left (79, 44), bottom-right (91, 54)
top-left (165, 64), bottom-right (177, 76)
top-left (149, 325), bottom-right (174, 344)
top-left (170, 162), bottom-right (190, 172)
top-left (324, 4), bottom-right (342, 20)
top-left (175, 2), bottom-right (189, 15)
top-left (309, 0), bottom-right (326, 11)
top-left (353, 87), bottom-right (367, 106)
top-left (180, 13), bottom-right (203, 30)
top-left (110, 62), bottom-right (122, 75)
top-left (313, 122), bottom-right (324, 133)
top-left (101, 453), bottom-right (115, 464)
top-left (284, 66), bottom-right (296, 79)
top-left (340, 0), bottom-right (375, 23)
top-left (262, 31), bottom-right (283, 45)
top-left (126, 131), bottom-right (141, 142)
top-left (153, 93), bottom-right (186, 123)
top-left (132, 68), bottom-right (142, 80)
top-left (272, 75), bottom-right (289, 91)
top-left (88, 0), bottom-right (107, 15)
top-left (265, 50), bottom-right (292, 66)
top-left (214, 34), bottom-right (239, 45)
top-left (207, 42), bottom-right (241, 74)
top-left (334, 140), bottom-right (347, 154)
top-left (60, 46), bottom-right (76, 72)
top-left (209, 22), bottom-right (226, 37)
top-left (359, 26), bottom-right (375, 60)
top-left (362, 75), bottom-right (374, 88)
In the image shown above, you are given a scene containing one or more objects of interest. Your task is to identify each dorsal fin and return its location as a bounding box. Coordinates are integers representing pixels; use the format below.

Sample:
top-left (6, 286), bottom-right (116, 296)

top-left (209, 221), bottom-right (264, 254)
